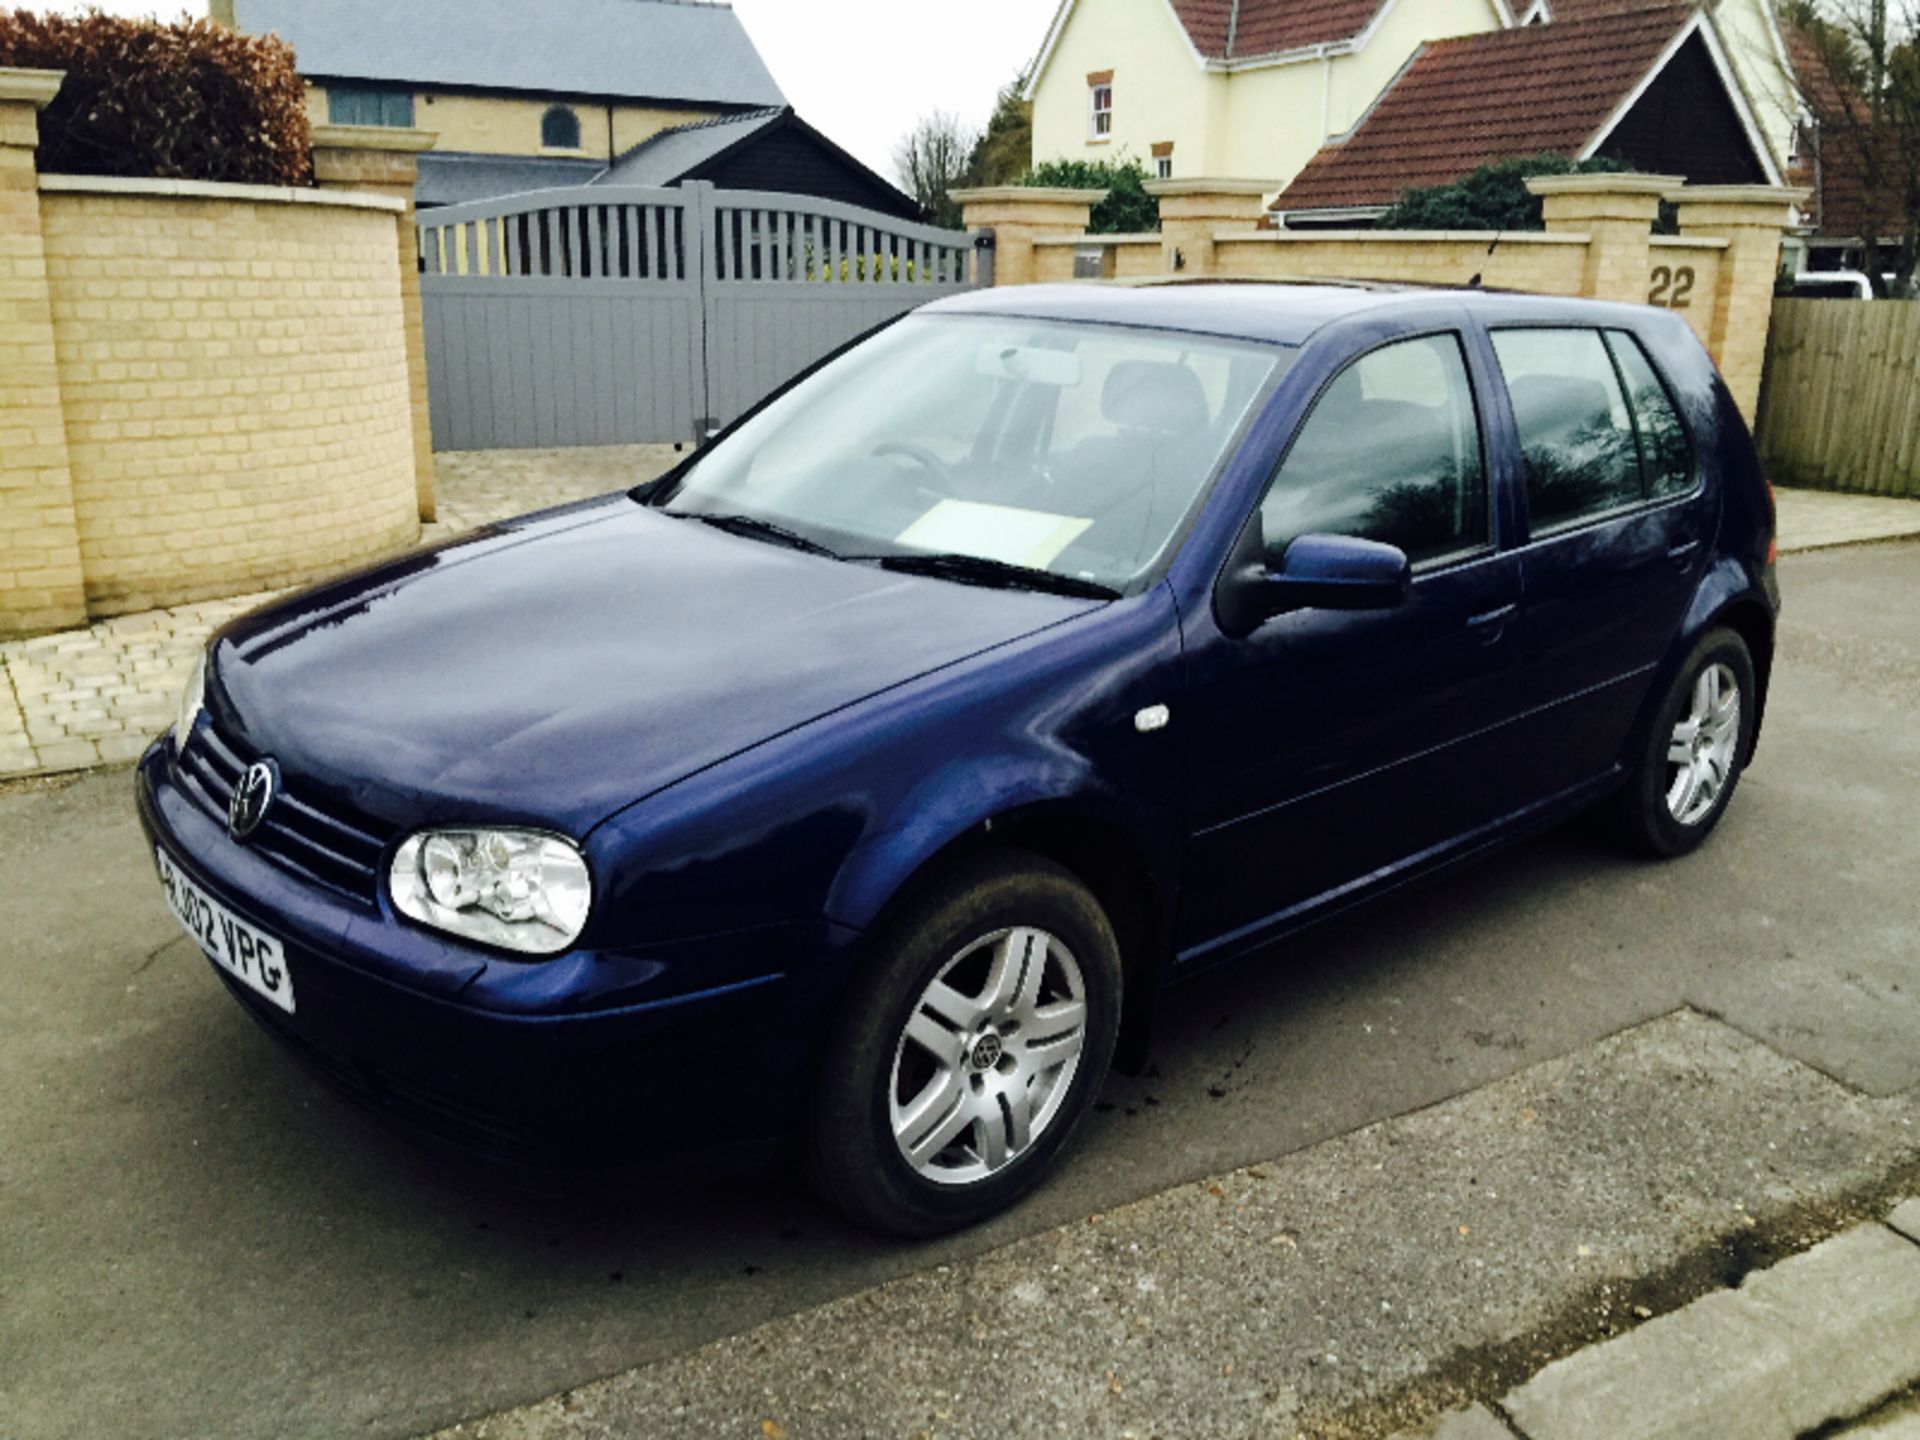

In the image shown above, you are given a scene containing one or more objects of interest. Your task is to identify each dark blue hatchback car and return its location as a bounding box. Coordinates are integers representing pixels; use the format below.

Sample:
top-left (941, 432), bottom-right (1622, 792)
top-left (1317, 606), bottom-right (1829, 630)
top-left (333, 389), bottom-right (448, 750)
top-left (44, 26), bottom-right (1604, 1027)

top-left (139, 282), bottom-right (1777, 1234)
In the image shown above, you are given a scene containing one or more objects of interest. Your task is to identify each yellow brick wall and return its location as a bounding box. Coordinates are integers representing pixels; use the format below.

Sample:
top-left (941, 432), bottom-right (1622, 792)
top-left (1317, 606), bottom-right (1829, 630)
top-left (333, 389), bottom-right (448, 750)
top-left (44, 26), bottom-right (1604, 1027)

top-left (1649, 239), bottom-right (1725, 351)
top-left (0, 86), bottom-right (88, 637)
top-left (37, 188), bottom-right (420, 616)
top-left (1210, 233), bottom-right (1590, 294)
top-left (304, 83), bottom-right (717, 162)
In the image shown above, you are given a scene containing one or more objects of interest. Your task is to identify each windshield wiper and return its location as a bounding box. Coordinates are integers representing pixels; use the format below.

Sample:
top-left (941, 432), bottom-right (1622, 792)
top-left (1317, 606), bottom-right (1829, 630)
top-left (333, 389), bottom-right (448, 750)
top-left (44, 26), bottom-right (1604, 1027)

top-left (865, 552), bottom-right (1119, 600)
top-left (674, 512), bottom-right (842, 559)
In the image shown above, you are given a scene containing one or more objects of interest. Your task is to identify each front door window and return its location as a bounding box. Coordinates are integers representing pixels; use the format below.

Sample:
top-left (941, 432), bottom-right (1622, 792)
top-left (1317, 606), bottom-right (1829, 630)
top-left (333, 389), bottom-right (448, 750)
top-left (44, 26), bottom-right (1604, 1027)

top-left (1259, 333), bottom-right (1488, 569)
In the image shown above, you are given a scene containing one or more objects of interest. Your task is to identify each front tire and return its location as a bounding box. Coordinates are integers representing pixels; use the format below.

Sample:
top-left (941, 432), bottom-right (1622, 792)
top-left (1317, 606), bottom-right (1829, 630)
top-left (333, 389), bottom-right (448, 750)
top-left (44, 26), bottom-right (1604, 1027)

top-left (806, 850), bottom-right (1122, 1236)
top-left (1615, 626), bottom-right (1756, 857)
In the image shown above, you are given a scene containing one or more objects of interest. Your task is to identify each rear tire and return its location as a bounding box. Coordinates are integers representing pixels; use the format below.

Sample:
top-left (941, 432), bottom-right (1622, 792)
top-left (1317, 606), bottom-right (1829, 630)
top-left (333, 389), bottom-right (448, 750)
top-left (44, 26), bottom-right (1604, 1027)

top-left (1614, 627), bottom-right (1755, 857)
top-left (806, 850), bottom-right (1121, 1237)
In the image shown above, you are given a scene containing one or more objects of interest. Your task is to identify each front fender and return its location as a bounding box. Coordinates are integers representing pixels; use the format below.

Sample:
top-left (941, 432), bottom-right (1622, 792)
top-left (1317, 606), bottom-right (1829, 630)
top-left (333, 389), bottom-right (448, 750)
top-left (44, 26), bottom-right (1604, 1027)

top-left (824, 759), bottom-right (1176, 935)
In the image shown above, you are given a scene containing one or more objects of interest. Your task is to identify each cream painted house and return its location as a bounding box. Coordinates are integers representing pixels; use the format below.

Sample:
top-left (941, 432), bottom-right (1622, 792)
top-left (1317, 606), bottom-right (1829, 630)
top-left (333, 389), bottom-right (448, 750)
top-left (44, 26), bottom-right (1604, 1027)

top-left (221, 0), bottom-right (786, 207)
top-left (1026, 0), bottom-right (1802, 200)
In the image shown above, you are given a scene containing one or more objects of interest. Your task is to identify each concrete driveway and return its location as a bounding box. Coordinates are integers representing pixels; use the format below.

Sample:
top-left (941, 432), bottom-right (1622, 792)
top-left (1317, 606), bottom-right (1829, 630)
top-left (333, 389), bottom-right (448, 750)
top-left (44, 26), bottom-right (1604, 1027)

top-left (2, 541), bottom-right (1917, 1440)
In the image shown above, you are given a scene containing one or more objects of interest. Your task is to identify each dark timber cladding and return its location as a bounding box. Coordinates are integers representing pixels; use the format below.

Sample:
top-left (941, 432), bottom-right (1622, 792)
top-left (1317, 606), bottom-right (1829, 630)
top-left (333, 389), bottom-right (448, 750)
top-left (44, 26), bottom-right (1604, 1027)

top-left (1599, 33), bottom-right (1767, 183)
top-left (597, 109), bottom-right (923, 222)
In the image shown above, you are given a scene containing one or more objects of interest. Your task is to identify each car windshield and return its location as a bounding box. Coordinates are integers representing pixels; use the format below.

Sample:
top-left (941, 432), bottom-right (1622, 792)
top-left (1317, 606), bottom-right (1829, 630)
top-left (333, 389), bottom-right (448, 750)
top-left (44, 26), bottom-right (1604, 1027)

top-left (653, 314), bottom-right (1286, 591)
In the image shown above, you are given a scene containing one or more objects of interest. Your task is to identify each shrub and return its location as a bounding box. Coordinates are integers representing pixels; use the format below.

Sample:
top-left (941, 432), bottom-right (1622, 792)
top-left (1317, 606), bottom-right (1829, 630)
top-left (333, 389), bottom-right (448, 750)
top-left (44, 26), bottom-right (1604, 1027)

top-left (1378, 154), bottom-right (1630, 232)
top-left (0, 10), bottom-right (311, 186)
top-left (1021, 156), bottom-right (1159, 234)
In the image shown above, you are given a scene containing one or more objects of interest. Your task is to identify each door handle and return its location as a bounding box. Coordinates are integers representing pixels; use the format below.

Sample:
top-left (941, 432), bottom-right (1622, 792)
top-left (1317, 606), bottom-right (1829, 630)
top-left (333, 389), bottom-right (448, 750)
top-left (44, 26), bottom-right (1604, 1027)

top-left (1465, 602), bottom-right (1518, 643)
top-left (1666, 538), bottom-right (1701, 567)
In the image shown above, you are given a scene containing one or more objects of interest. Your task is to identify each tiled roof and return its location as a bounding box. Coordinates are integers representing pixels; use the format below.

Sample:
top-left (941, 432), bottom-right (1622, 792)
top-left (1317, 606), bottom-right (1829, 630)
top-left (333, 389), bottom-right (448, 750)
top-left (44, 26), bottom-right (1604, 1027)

top-left (1273, 6), bottom-right (1691, 212)
top-left (1782, 21), bottom-right (1881, 239)
top-left (232, 0), bottom-right (785, 109)
top-left (1166, 0), bottom-right (1387, 60)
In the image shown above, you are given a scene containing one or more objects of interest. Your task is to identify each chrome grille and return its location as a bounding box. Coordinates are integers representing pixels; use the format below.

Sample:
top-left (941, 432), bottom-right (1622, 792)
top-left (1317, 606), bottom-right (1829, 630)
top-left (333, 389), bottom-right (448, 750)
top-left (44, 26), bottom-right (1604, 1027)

top-left (176, 723), bottom-right (393, 904)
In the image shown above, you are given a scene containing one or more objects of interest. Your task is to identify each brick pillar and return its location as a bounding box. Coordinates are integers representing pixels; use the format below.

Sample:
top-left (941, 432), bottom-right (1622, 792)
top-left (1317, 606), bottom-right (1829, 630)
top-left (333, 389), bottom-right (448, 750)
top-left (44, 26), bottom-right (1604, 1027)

top-left (1667, 184), bottom-right (1809, 424)
top-left (1145, 178), bottom-right (1279, 277)
top-left (310, 124), bottom-right (439, 519)
top-left (1527, 172), bottom-right (1680, 304)
top-left (0, 68), bottom-right (87, 639)
top-left (950, 187), bottom-right (1105, 287)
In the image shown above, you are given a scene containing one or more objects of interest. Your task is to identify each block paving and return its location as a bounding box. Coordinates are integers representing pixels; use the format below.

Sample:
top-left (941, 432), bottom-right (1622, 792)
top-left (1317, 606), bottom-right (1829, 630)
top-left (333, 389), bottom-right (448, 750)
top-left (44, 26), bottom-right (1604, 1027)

top-left (0, 460), bottom-right (1912, 783)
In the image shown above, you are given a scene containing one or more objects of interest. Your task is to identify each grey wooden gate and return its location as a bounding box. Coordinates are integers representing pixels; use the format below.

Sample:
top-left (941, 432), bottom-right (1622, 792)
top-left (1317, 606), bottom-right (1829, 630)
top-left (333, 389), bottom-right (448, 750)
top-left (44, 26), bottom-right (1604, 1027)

top-left (417, 181), bottom-right (991, 451)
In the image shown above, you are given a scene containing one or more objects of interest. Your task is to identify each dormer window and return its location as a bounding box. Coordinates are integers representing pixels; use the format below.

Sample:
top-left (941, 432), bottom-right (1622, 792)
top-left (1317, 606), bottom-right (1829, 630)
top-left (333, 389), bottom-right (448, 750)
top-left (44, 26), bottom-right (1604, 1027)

top-left (1088, 72), bottom-right (1113, 140)
top-left (542, 105), bottom-right (583, 151)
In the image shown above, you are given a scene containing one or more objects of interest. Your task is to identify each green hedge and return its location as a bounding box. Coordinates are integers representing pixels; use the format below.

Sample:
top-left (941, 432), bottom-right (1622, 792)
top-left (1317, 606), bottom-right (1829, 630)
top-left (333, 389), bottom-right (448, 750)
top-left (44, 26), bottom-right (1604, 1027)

top-left (1378, 154), bottom-right (1629, 231)
top-left (1021, 156), bottom-right (1159, 234)
top-left (0, 10), bottom-right (311, 186)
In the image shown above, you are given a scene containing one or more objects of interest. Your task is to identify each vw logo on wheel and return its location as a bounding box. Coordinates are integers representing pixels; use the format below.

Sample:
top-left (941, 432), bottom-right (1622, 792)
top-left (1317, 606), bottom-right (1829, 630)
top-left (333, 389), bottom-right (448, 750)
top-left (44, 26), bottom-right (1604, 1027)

top-left (228, 759), bottom-right (279, 842)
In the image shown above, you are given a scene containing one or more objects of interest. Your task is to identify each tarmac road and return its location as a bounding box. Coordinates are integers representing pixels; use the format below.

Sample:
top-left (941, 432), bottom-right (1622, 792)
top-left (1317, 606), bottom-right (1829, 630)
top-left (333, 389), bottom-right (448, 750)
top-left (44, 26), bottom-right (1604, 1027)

top-left (2, 541), bottom-right (1916, 1440)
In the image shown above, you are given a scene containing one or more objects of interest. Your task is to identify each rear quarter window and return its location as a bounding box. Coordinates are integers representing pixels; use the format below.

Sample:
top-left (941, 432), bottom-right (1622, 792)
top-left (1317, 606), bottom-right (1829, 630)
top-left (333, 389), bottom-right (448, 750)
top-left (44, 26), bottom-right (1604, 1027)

top-left (1605, 330), bottom-right (1695, 500)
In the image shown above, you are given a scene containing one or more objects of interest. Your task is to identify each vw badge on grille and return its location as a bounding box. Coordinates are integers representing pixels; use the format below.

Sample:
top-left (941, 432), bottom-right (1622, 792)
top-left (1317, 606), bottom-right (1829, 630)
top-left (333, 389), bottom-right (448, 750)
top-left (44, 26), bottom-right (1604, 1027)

top-left (228, 759), bottom-right (278, 842)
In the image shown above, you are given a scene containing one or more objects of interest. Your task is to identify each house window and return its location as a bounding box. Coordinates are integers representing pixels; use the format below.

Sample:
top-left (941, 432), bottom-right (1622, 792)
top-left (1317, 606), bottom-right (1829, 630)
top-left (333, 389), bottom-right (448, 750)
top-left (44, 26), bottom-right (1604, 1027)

top-left (326, 85), bottom-right (414, 128)
top-left (542, 105), bottom-right (582, 151)
top-left (1152, 143), bottom-right (1174, 179)
top-left (1090, 82), bottom-right (1113, 139)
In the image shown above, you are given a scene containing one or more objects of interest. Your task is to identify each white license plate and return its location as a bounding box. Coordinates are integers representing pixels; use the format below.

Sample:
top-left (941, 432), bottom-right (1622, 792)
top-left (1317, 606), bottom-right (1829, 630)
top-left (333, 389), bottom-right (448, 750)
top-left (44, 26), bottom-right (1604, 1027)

top-left (155, 846), bottom-right (295, 1013)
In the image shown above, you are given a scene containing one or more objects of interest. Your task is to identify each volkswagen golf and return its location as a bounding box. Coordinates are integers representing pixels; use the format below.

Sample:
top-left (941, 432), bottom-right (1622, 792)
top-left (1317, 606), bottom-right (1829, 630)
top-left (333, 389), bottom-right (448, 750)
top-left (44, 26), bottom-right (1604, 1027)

top-left (138, 281), bottom-right (1778, 1235)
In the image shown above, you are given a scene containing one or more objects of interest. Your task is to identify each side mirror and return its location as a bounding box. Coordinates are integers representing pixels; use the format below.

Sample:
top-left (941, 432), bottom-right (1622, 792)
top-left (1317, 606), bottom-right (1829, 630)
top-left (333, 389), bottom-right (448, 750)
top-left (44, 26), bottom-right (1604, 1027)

top-left (1216, 532), bottom-right (1411, 636)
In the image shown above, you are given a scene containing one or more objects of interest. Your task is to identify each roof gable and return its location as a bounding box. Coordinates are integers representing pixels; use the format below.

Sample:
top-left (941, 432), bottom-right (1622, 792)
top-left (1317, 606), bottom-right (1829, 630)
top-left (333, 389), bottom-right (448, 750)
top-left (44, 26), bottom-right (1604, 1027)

top-left (1273, 6), bottom-right (1777, 213)
top-left (232, 0), bottom-right (785, 109)
top-left (597, 107), bottom-right (922, 221)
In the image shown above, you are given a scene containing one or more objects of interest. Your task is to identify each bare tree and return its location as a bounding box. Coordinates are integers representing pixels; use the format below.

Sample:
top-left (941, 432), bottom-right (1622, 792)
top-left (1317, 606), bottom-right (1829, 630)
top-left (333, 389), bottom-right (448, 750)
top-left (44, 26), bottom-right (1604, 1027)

top-left (893, 110), bottom-right (978, 228)
top-left (1783, 0), bottom-right (1920, 293)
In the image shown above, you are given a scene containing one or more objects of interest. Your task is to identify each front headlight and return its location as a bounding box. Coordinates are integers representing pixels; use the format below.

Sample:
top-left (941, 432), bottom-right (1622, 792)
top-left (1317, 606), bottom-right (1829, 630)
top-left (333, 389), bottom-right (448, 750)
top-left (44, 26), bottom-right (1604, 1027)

top-left (389, 828), bottom-right (592, 956)
top-left (173, 651), bottom-right (206, 755)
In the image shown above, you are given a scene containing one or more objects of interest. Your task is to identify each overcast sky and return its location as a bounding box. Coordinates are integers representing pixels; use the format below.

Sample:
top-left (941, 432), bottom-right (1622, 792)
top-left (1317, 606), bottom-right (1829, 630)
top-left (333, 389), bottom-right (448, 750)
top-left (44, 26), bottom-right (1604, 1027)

top-left (54, 0), bottom-right (1055, 181)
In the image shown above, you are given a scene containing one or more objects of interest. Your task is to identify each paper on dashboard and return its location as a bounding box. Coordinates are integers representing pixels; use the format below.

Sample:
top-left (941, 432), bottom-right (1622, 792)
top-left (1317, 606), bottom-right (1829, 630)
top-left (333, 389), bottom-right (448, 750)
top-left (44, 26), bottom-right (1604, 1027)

top-left (896, 499), bottom-right (1093, 569)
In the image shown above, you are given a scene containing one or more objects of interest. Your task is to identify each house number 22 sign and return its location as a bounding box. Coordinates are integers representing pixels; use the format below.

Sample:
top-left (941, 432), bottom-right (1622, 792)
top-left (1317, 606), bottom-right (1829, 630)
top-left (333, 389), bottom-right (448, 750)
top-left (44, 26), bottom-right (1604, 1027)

top-left (1648, 265), bottom-right (1695, 308)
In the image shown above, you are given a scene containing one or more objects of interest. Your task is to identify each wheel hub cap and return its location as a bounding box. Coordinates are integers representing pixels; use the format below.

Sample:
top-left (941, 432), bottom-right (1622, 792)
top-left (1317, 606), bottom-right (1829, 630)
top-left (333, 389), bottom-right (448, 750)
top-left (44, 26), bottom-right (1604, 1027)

top-left (886, 926), bottom-right (1089, 1187)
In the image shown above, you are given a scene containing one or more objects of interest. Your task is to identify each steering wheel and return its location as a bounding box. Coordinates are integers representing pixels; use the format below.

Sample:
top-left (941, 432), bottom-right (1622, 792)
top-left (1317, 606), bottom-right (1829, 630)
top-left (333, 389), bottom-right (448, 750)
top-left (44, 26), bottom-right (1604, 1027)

top-left (871, 440), bottom-right (961, 497)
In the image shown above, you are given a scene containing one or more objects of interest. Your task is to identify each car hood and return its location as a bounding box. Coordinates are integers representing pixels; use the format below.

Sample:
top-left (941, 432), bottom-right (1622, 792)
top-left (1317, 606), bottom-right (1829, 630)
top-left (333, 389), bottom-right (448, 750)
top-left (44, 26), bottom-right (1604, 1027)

top-left (211, 496), bottom-right (1098, 835)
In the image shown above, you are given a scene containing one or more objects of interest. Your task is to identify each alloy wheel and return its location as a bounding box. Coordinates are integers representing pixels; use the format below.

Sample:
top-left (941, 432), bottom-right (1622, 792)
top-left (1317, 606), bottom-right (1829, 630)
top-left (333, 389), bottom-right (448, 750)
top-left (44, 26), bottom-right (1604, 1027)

top-left (1665, 661), bottom-right (1741, 825)
top-left (888, 926), bottom-right (1088, 1186)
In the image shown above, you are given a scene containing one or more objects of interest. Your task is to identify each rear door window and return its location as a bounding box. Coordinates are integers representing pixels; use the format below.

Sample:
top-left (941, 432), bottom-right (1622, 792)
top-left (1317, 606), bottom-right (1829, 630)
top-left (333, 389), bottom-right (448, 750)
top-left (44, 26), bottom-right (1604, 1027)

top-left (1490, 328), bottom-right (1642, 534)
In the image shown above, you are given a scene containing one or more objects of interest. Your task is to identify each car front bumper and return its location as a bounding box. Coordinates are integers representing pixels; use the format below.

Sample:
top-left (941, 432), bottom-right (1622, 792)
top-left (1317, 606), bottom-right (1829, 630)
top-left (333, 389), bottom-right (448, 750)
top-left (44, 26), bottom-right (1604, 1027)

top-left (136, 741), bottom-right (856, 1168)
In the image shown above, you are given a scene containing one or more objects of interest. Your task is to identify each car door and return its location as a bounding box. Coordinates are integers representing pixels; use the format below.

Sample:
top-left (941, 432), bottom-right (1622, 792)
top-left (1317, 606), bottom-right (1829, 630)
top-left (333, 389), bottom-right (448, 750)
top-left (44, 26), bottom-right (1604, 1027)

top-left (1488, 326), bottom-right (1717, 792)
top-left (1176, 328), bottom-right (1525, 960)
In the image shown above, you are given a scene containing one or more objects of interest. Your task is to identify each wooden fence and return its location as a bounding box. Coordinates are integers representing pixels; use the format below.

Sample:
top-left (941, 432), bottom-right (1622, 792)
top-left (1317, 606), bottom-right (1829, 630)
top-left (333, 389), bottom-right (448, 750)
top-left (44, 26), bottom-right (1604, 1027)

top-left (1754, 299), bottom-right (1920, 498)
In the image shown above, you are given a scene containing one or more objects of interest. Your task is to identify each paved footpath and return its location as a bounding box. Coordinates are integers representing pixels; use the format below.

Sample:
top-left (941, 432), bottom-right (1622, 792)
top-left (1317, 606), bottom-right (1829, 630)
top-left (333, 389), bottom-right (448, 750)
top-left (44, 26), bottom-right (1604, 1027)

top-left (433, 1011), bottom-right (1920, 1440)
top-left (4, 469), bottom-right (1918, 785)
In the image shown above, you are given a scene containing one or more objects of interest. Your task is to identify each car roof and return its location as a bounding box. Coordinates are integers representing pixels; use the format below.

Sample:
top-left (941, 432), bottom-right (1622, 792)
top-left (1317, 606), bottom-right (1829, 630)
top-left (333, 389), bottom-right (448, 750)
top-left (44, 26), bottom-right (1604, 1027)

top-left (924, 279), bottom-right (1664, 348)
